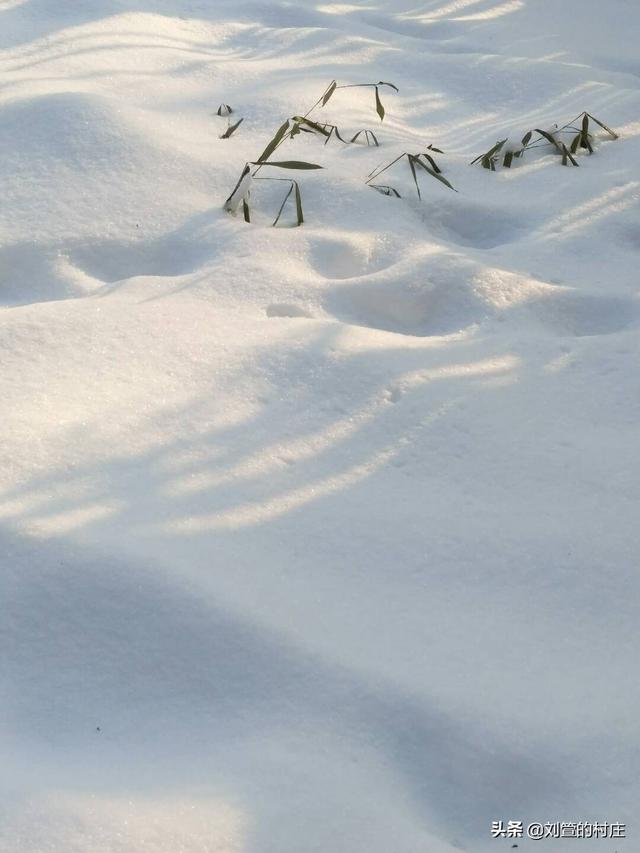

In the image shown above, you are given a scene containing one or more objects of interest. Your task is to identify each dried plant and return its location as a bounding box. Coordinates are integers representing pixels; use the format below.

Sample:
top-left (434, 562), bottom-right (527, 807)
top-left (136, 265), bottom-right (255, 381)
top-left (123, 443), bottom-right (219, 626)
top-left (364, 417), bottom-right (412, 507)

top-left (216, 103), bottom-right (244, 139)
top-left (472, 112), bottom-right (618, 170)
top-left (290, 118), bottom-right (379, 146)
top-left (350, 129), bottom-right (379, 146)
top-left (222, 82), bottom-right (620, 227)
top-left (223, 78), bottom-right (398, 226)
top-left (366, 148), bottom-right (455, 198)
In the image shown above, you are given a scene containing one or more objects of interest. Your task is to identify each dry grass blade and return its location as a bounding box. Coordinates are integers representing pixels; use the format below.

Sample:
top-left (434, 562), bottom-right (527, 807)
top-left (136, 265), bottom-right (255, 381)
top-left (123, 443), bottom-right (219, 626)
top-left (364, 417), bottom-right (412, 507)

top-left (273, 182), bottom-right (295, 225)
top-left (224, 163), bottom-right (252, 212)
top-left (292, 116), bottom-right (331, 138)
top-left (407, 154), bottom-right (421, 198)
top-left (420, 152), bottom-right (441, 173)
top-left (370, 184), bottom-right (401, 197)
top-left (254, 176), bottom-right (306, 227)
top-left (256, 120), bottom-right (291, 164)
top-left (570, 132), bottom-right (581, 154)
top-left (413, 154), bottom-right (456, 191)
top-left (221, 117), bottom-right (244, 139)
top-left (375, 86), bottom-right (385, 121)
top-left (533, 128), bottom-right (562, 152)
top-left (560, 142), bottom-right (579, 166)
top-left (350, 130), bottom-right (379, 146)
top-left (323, 125), bottom-right (348, 144)
top-left (294, 181), bottom-right (304, 224)
top-left (322, 80), bottom-right (337, 107)
top-left (365, 153), bottom-right (405, 184)
top-left (582, 112), bottom-right (590, 139)
top-left (333, 80), bottom-right (398, 122)
top-left (290, 117), bottom-right (350, 145)
top-left (256, 160), bottom-right (323, 170)
top-left (586, 112), bottom-right (619, 139)
top-left (569, 117), bottom-right (593, 154)
top-left (471, 139), bottom-right (507, 169)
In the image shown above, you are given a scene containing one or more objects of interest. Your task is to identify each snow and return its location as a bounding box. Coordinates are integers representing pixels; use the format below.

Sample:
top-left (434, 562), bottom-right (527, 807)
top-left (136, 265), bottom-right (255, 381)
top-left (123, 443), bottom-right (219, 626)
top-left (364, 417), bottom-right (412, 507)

top-left (1, 1), bottom-right (639, 850)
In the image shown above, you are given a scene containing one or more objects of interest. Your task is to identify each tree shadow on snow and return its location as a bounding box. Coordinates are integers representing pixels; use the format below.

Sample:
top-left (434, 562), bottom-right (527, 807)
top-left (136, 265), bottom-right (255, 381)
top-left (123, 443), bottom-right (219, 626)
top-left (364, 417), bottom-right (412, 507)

top-left (2, 524), bottom-right (573, 850)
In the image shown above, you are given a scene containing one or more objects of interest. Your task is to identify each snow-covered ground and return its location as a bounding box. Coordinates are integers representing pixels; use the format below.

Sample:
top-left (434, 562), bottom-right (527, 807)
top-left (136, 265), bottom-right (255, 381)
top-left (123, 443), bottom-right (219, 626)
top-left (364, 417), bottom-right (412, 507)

top-left (1, 1), bottom-right (639, 850)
